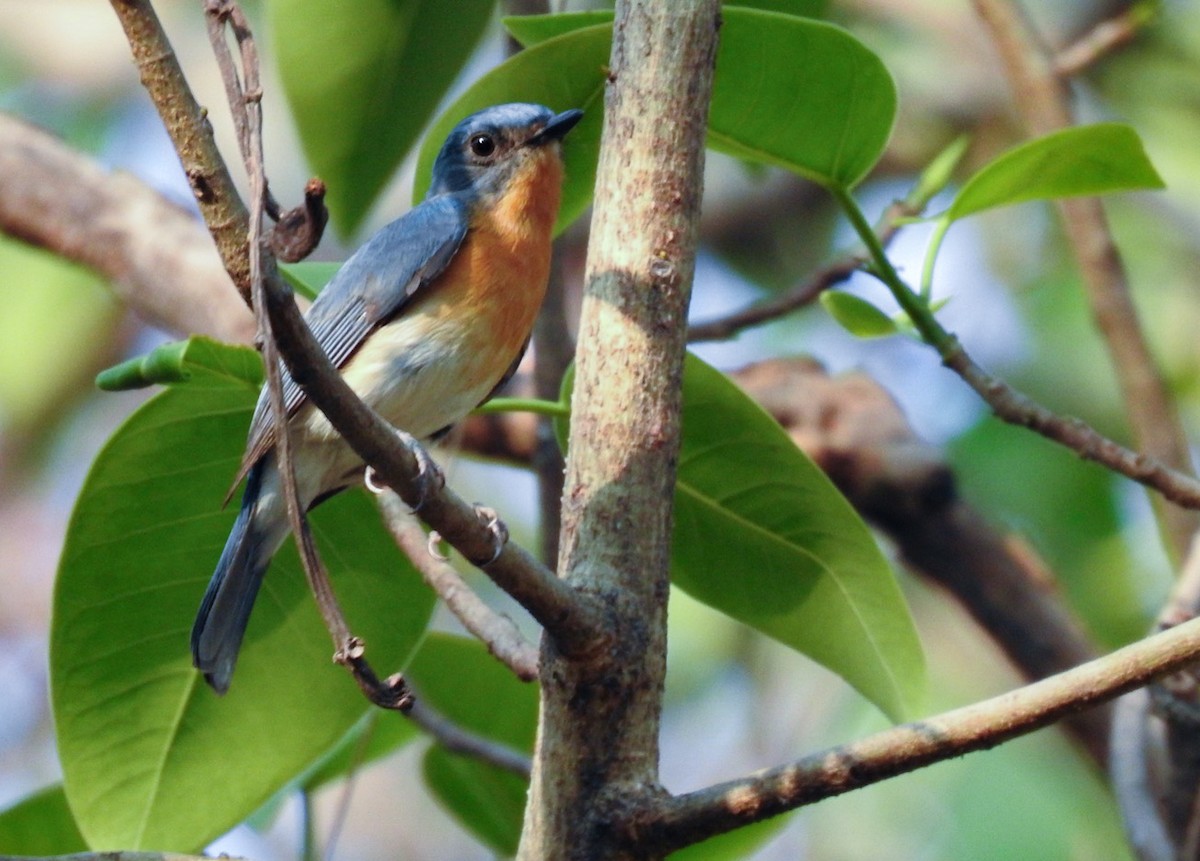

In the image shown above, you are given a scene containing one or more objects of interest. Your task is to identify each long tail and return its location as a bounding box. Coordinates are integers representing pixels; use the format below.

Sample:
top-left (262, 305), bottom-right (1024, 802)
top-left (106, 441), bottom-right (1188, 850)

top-left (191, 458), bottom-right (288, 694)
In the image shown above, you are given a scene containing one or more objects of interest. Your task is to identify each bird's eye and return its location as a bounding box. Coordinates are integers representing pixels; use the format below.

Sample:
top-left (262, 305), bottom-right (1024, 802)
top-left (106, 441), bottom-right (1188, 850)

top-left (469, 133), bottom-right (496, 158)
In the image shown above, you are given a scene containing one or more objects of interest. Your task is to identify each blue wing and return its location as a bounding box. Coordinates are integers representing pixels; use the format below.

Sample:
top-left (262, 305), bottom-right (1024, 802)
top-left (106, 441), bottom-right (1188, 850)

top-left (233, 194), bottom-right (469, 485)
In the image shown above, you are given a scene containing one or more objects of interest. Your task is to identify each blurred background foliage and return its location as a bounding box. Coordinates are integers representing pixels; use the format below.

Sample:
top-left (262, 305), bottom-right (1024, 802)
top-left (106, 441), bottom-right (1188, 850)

top-left (1, 0), bottom-right (1198, 858)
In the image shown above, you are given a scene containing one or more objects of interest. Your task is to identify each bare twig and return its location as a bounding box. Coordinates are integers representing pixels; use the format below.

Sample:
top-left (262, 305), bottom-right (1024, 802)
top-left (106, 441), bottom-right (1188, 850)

top-left (202, 0), bottom-right (411, 708)
top-left (1054, 4), bottom-right (1152, 78)
top-left (940, 339), bottom-right (1200, 510)
top-left (109, 0), bottom-right (251, 301)
top-left (379, 492), bottom-right (540, 682)
top-left (632, 613), bottom-right (1200, 855)
top-left (688, 200), bottom-right (915, 343)
top-left (407, 698), bottom-right (532, 778)
top-left (973, 0), bottom-right (1197, 562)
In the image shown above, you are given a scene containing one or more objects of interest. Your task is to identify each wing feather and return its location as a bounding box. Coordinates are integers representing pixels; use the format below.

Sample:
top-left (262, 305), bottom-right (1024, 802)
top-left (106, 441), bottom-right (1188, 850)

top-left (229, 195), bottom-right (469, 493)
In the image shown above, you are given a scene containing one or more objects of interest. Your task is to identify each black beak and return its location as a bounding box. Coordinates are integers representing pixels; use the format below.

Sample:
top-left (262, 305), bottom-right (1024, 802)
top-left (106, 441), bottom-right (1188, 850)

top-left (529, 109), bottom-right (584, 146)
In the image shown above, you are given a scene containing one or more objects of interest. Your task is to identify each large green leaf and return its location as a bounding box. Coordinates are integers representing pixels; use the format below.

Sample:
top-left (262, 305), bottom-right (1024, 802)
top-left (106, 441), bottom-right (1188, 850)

top-left (556, 355), bottom-right (924, 720)
top-left (270, 0), bottom-right (494, 236)
top-left (671, 356), bottom-right (923, 720)
top-left (947, 123), bottom-right (1165, 222)
top-left (0, 785), bottom-right (87, 856)
top-left (51, 337), bottom-right (434, 851)
top-left (409, 634), bottom-right (537, 855)
top-left (708, 11), bottom-right (895, 187)
top-left (432, 8), bottom-right (893, 226)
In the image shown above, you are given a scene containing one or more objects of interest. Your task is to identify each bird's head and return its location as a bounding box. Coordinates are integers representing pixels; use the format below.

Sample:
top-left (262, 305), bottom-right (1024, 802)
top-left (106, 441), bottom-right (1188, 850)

top-left (427, 103), bottom-right (583, 204)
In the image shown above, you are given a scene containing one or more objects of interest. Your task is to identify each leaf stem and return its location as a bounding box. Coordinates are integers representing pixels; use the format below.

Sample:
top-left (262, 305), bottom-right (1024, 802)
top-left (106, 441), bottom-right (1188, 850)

top-left (475, 397), bottom-right (570, 418)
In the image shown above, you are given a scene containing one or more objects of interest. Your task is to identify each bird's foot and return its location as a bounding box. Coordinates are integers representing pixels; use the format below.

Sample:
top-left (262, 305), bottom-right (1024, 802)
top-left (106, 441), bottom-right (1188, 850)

top-left (472, 504), bottom-right (508, 566)
top-left (363, 430), bottom-right (445, 512)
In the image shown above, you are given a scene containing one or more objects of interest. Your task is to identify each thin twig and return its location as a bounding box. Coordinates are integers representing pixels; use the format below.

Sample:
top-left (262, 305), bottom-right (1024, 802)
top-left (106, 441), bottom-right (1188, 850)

top-left (973, 0), bottom-right (1197, 562)
top-left (378, 492), bottom-right (540, 682)
top-left (407, 697), bottom-right (533, 778)
top-left (632, 613), bottom-right (1200, 856)
top-left (688, 200), bottom-right (914, 343)
top-left (205, 0), bottom-right (411, 708)
top-left (109, 0), bottom-right (251, 300)
top-left (1054, 4), bottom-right (1152, 78)
top-left (832, 186), bottom-right (1200, 513)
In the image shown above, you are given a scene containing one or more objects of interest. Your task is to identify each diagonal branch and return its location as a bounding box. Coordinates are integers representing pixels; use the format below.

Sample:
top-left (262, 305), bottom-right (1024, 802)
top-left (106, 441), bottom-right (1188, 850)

top-left (631, 613), bottom-right (1200, 855)
top-left (378, 491), bottom-right (540, 682)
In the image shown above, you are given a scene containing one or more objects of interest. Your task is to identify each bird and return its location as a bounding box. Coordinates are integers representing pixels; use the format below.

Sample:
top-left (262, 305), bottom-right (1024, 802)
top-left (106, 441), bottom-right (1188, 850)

top-left (191, 102), bottom-right (583, 694)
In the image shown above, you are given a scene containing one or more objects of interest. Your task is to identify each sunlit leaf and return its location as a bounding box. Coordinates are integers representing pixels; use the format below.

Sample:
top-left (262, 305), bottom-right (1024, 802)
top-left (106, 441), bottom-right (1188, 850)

top-left (947, 123), bottom-right (1165, 222)
top-left (820, 291), bottom-right (900, 338)
top-left (270, 0), bottom-right (494, 236)
top-left (52, 338), bottom-right (434, 850)
top-left (447, 8), bottom-right (893, 230)
top-left (672, 356), bottom-right (923, 720)
top-left (558, 356), bottom-right (924, 720)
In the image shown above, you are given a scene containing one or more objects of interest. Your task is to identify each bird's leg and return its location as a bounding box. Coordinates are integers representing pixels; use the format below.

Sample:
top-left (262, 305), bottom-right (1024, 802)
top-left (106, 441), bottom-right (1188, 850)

top-left (472, 504), bottom-right (509, 566)
top-left (363, 430), bottom-right (445, 512)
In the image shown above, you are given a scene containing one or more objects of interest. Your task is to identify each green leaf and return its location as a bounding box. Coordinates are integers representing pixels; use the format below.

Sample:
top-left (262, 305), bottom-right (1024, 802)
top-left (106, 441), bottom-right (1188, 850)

top-left (95, 337), bottom-right (262, 391)
top-left (669, 815), bottom-right (785, 860)
top-left (672, 355), bottom-right (924, 720)
top-left (279, 261), bottom-right (344, 301)
top-left (409, 634), bottom-right (537, 855)
top-left (947, 123), bottom-right (1165, 222)
top-left (502, 10), bottom-right (613, 47)
top-left (557, 356), bottom-right (924, 720)
top-left (0, 785), bottom-right (87, 856)
top-left (300, 710), bottom-right (420, 793)
top-left (52, 338), bottom-right (434, 851)
top-left (445, 9), bottom-right (893, 228)
top-left (708, 10), bottom-right (896, 188)
top-left (414, 23), bottom-right (610, 234)
top-left (503, 1), bottom-right (827, 48)
top-left (820, 291), bottom-right (899, 338)
top-left (270, 0), bottom-right (494, 237)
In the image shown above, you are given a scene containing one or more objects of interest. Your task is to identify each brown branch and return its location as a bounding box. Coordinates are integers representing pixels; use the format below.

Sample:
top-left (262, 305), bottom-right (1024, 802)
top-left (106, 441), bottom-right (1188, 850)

top-left (0, 112), bottom-right (254, 343)
top-left (109, 0), bottom-right (252, 303)
top-left (378, 492), bottom-right (540, 682)
top-left (940, 338), bottom-right (1200, 510)
top-left (110, 0), bottom-right (606, 670)
top-left (520, 1), bottom-right (721, 856)
top-left (407, 698), bottom-right (532, 778)
top-left (1054, 4), bottom-right (1151, 77)
top-left (973, 0), bottom-right (1198, 562)
top-left (688, 201), bottom-right (913, 343)
top-left (632, 613), bottom-right (1200, 855)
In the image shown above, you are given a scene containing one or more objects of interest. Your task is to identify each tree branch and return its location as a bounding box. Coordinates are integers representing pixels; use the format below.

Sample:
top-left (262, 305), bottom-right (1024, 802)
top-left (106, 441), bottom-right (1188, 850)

top-left (0, 111), bottom-right (254, 343)
top-left (519, 1), bottom-right (720, 857)
top-left (378, 492), bottom-right (540, 682)
top-left (407, 698), bottom-right (533, 778)
top-left (633, 613), bottom-right (1200, 855)
top-left (973, 0), bottom-right (1198, 563)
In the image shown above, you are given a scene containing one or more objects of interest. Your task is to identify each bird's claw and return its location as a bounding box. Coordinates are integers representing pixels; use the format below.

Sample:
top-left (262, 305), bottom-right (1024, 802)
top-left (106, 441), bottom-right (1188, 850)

top-left (363, 430), bottom-right (444, 512)
top-left (473, 504), bottom-right (508, 566)
top-left (427, 530), bottom-right (450, 562)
